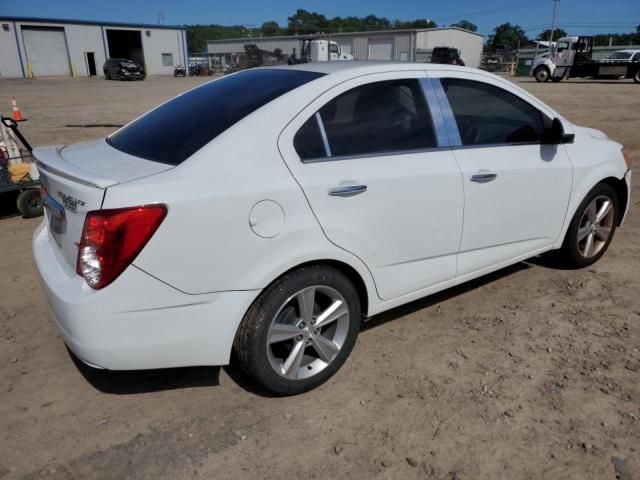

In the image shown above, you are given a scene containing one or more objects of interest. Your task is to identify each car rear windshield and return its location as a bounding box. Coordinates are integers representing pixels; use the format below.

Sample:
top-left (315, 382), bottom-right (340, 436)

top-left (108, 69), bottom-right (324, 165)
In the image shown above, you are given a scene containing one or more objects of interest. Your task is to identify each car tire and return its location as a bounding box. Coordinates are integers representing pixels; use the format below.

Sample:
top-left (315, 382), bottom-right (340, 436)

top-left (234, 265), bottom-right (361, 396)
top-left (559, 183), bottom-right (618, 268)
top-left (16, 188), bottom-right (43, 218)
top-left (534, 66), bottom-right (551, 83)
top-left (634, 70), bottom-right (640, 84)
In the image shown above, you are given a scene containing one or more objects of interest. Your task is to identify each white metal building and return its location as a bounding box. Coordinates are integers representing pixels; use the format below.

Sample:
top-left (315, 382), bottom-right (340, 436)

top-left (0, 17), bottom-right (188, 78)
top-left (207, 27), bottom-right (484, 68)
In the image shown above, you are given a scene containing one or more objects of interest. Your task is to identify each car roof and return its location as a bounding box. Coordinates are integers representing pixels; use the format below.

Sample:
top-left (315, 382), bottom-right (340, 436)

top-left (266, 61), bottom-right (472, 76)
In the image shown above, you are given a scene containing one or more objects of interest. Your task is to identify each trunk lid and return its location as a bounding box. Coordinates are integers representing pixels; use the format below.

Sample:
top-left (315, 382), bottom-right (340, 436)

top-left (35, 139), bottom-right (172, 272)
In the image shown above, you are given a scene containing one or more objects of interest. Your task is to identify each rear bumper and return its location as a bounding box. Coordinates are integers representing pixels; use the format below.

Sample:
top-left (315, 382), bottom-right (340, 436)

top-left (33, 223), bottom-right (259, 370)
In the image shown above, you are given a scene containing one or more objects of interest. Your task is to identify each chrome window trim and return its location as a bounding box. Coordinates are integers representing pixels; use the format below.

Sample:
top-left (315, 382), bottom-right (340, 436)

top-left (315, 112), bottom-right (333, 158)
top-left (418, 77), bottom-right (450, 148)
top-left (430, 78), bottom-right (463, 147)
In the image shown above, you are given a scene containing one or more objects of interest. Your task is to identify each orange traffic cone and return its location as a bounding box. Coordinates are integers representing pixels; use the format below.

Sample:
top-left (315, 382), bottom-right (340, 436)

top-left (11, 96), bottom-right (23, 121)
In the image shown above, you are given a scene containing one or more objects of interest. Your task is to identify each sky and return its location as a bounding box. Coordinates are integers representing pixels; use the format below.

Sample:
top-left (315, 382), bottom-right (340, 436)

top-left (2, 0), bottom-right (639, 37)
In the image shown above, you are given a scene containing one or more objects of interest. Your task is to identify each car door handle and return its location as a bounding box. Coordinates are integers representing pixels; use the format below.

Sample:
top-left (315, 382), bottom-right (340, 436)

top-left (470, 172), bottom-right (498, 183)
top-left (328, 184), bottom-right (368, 197)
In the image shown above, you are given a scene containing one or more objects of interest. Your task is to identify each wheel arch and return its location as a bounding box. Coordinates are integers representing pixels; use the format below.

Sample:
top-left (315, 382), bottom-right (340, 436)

top-left (257, 258), bottom-right (372, 319)
top-left (600, 176), bottom-right (629, 225)
top-left (555, 170), bottom-right (629, 249)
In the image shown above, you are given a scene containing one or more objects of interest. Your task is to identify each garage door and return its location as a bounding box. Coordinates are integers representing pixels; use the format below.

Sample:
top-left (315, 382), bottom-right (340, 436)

top-left (22, 27), bottom-right (71, 76)
top-left (368, 38), bottom-right (393, 60)
top-left (337, 41), bottom-right (352, 56)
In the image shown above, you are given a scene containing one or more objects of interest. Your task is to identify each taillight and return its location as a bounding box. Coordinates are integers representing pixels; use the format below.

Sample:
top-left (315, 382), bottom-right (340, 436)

top-left (76, 205), bottom-right (167, 289)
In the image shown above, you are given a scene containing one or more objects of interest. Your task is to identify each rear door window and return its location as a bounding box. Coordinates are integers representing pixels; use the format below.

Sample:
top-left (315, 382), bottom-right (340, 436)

top-left (440, 78), bottom-right (545, 146)
top-left (294, 79), bottom-right (436, 161)
top-left (108, 69), bottom-right (323, 165)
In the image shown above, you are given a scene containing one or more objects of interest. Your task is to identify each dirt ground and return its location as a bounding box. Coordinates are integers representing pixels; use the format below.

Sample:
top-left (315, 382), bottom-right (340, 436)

top-left (0, 75), bottom-right (638, 480)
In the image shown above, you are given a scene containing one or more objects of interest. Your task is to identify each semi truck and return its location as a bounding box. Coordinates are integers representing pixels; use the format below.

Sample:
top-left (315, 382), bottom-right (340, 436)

top-left (530, 36), bottom-right (640, 83)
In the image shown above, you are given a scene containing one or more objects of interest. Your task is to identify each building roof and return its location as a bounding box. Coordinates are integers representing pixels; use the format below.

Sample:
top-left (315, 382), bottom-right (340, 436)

top-left (207, 26), bottom-right (484, 44)
top-left (0, 16), bottom-right (185, 31)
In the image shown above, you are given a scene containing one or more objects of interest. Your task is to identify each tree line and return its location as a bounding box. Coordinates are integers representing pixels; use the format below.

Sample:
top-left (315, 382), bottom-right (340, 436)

top-left (187, 9), bottom-right (477, 52)
top-left (186, 9), bottom-right (640, 53)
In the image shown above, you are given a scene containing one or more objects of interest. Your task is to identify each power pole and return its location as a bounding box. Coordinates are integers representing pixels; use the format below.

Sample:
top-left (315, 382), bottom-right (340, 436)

top-left (548, 0), bottom-right (560, 45)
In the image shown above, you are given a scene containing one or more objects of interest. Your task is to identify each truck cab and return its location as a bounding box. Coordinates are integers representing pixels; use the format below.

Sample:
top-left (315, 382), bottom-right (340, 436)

top-left (289, 39), bottom-right (354, 64)
top-left (531, 36), bottom-right (640, 83)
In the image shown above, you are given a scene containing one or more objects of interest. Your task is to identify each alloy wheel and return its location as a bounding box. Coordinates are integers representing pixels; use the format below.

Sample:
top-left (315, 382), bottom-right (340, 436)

top-left (577, 195), bottom-right (615, 258)
top-left (266, 285), bottom-right (350, 380)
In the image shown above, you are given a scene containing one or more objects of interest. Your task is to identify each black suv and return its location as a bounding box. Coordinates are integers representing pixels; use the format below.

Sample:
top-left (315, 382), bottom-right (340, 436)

top-left (103, 59), bottom-right (146, 81)
top-left (431, 47), bottom-right (465, 66)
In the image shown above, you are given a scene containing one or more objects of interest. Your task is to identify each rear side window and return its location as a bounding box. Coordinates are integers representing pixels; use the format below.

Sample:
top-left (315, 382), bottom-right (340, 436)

top-left (294, 79), bottom-right (436, 161)
top-left (441, 78), bottom-right (545, 146)
top-left (109, 69), bottom-right (323, 164)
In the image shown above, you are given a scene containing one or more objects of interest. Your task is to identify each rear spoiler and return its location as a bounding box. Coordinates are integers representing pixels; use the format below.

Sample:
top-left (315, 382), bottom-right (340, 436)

top-left (34, 145), bottom-right (117, 189)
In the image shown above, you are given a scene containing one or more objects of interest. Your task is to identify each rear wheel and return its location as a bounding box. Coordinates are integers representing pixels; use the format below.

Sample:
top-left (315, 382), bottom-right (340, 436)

top-left (234, 265), bottom-right (361, 395)
top-left (534, 66), bottom-right (551, 83)
top-left (634, 69), bottom-right (640, 84)
top-left (16, 188), bottom-right (43, 218)
top-left (559, 183), bottom-right (618, 267)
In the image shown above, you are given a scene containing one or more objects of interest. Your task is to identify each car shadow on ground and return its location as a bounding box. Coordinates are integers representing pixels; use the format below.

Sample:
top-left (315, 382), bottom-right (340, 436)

top-left (362, 261), bottom-right (531, 332)
top-left (69, 348), bottom-right (221, 395)
top-left (70, 260), bottom-right (546, 397)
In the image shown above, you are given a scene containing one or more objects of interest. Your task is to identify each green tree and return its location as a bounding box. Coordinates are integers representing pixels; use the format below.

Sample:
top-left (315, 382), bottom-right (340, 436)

top-left (260, 21), bottom-right (282, 37)
top-left (450, 20), bottom-right (477, 32)
top-left (488, 22), bottom-right (528, 48)
top-left (287, 9), bottom-right (329, 34)
top-left (536, 28), bottom-right (568, 42)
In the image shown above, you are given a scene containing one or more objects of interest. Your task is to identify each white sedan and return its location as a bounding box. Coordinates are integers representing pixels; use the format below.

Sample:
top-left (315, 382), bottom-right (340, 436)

top-left (33, 62), bottom-right (631, 395)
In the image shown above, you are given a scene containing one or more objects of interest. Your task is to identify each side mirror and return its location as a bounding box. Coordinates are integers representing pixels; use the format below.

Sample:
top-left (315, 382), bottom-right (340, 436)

top-left (543, 117), bottom-right (565, 144)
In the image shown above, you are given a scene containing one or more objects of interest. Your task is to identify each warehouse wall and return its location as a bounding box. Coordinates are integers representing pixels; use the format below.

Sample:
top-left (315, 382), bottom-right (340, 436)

top-left (0, 20), bottom-right (185, 78)
top-left (417, 29), bottom-right (484, 68)
top-left (141, 28), bottom-right (186, 75)
top-left (64, 24), bottom-right (106, 77)
top-left (0, 22), bottom-right (23, 77)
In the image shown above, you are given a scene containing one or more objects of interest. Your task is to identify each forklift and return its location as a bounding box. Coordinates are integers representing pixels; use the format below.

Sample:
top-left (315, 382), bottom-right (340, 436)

top-left (531, 36), bottom-right (640, 83)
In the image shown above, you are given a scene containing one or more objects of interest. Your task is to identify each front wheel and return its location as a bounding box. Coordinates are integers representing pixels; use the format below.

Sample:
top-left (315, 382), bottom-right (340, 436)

top-left (234, 266), bottom-right (361, 395)
top-left (634, 69), bottom-right (640, 84)
top-left (534, 66), bottom-right (550, 83)
top-left (559, 183), bottom-right (618, 267)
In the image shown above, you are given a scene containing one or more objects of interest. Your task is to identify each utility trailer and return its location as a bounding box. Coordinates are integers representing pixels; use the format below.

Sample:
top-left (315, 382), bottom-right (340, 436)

top-left (0, 116), bottom-right (42, 218)
top-left (531, 36), bottom-right (640, 83)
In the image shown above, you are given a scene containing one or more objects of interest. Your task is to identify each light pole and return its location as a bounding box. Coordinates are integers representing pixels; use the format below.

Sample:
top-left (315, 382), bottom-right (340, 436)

top-left (548, 0), bottom-right (560, 44)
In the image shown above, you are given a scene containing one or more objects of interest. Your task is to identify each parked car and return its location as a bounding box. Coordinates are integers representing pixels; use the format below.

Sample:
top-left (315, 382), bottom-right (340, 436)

top-left (173, 64), bottom-right (186, 77)
top-left (103, 58), bottom-right (146, 81)
top-left (34, 62), bottom-right (631, 395)
top-left (601, 49), bottom-right (640, 63)
top-left (431, 47), bottom-right (465, 66)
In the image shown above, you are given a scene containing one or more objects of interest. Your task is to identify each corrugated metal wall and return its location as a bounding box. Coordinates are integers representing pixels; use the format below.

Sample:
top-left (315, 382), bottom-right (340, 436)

top-left (352, 37), bottom-right (368, 60)
top-left (0, 22), bottom-right (23, 77)
top-left (416, 29), bottom-right (484, 68)
top-left (64, 24), bottom-right (106, 77)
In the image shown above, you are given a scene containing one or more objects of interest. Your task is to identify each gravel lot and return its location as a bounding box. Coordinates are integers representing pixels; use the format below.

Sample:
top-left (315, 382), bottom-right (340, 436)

top-left (0, 75), bottom-right (638, 480)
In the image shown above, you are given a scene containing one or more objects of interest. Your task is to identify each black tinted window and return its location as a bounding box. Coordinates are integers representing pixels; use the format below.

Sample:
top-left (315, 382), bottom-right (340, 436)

top-left (294, 79), bottom-right (436, 161)
top-left (294, 115), bottom-right (326, 160)
top-left (441, 78), bottom-right (545, 146)
top-left (109, 69), bottom-right (323, 164)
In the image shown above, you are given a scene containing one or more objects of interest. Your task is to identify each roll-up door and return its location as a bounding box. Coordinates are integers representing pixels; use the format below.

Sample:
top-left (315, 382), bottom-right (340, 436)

top-left (368, 38), bottom-right (393, 60)
top-left (22, 27), bottom-right (71, 76)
